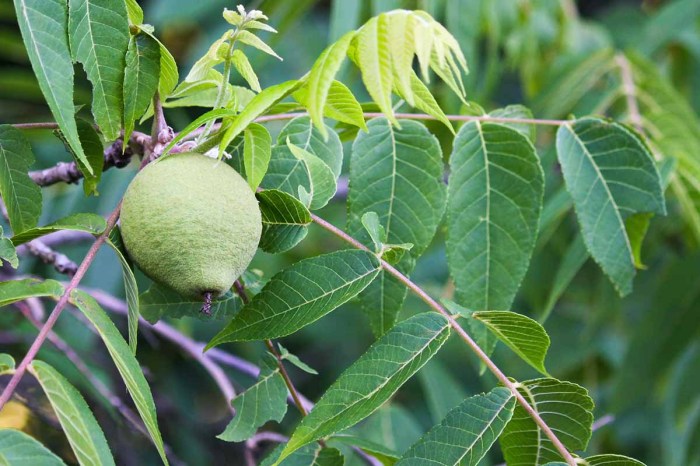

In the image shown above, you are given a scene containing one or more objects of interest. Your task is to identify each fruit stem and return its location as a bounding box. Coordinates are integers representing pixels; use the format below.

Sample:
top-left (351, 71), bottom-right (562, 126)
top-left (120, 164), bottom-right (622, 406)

top-left (201, 291), bottom-right (213, 316)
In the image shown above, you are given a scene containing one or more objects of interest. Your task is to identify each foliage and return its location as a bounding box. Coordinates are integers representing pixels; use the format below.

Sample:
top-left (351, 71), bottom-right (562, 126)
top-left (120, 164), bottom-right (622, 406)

top-left (1, 1), bottom-right (699, 465)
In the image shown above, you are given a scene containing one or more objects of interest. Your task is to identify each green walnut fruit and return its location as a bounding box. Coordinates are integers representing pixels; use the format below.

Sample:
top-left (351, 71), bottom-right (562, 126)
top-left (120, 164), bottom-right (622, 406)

top-left (120, 152), bottom-right (262, 300)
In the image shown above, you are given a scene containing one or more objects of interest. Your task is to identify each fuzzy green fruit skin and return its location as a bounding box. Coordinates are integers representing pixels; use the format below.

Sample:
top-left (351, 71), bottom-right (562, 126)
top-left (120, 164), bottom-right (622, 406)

top-left (120, 152), bottom-right (262, 299)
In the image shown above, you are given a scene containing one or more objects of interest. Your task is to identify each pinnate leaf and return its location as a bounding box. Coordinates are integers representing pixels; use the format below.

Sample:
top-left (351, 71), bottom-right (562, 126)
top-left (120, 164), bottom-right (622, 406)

top-left (257, 189), bottom-right (311, 254)
top-left (124, 33), bottom-right (160, 144)
top-left (447, 122), bottom-right (544, 313)
top-left (30, 361), bottom-right (115, 466)
top-left (140, 282), bottom-right (241, 323)
top-left (0, 278), bottom-right (63, 307)
top-left (207, 250), bottom-right (380, 345)
top-left (13, 0), bottom-right (87, 168)
top-left (556, 118), bottom-right (665, 296)
top-left (11, 213), bottom-right (106, 246)
top-left (0, 429), bottom-right (66, 465)
top-left (397, 387), bottom-right (515, 466)
top-left (0, 125), bottom-right (42, 234)
top-left (472, 311), bottom-right (550, 375)
top-left (69, 289), bottom-right (168, 465)
top-left (500, 378), bottom-right (594, 466)
top-left (69, 0), bottom-right (130, 141)
top-left (276, 313), bottom-right (451, 463)
top-left (294, 80), bottom-right (366, 131)
top-left (218, 353), bottom-right (288, 442)
top-left (262, 445), bottom-right (345, 466)
top-left (244, 123), bottom-right (272, 190)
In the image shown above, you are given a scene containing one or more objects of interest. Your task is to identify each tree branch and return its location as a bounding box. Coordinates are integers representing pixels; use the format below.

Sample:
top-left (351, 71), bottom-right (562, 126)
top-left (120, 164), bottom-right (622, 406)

top-left (309, 213), bottom-right (579, 466)
top-left (20, 240), bottom-right (78, 276)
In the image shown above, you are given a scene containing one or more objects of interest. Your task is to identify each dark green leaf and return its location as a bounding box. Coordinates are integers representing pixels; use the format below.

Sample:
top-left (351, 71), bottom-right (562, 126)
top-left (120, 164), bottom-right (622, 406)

top-left (276, 313), bottom-right (451, 463)
top-left (124, 33), bottom-right (160, 144)
top-left (585, 455), bottom-right (646, 465)
top-left (556, 118), bottom-right (665, 295)
top-left (107, 226), bottom-right (139, 354)
top-left (11, 213), bottom-right (105, 246)
top-left (397, 387), bottom-right (515, 466)
top-left (0, 226), bottom-right (18, 269)
top-left (0, 125), bottom-right (42, 234)
top-left (0, 278), bottom-right (64, 306)
top-left (489, 104), bottom-right (536, 141)
top-left (13, 0), bottom-right (87, 168)
top-left (278, 116), bottom-right (343, 179)
top-left (139, 282), bottom-right (241, 323)
top-left (69, 0), bottom-right (130, 141)
top-left (207, 250), bottom-right (380, 345)
top-left (30, 360), bottom-right (115, 466)
top-left (218, 354), bottom-right (288, 442)
top-left (262, 445), bottom-right (345, 466)
top-left (540, 234), bottom-right (588, 322)
top-left (418, 360), bottom-right (467, 423)
top-left (257, 189), bottom-right (311, 254)
top-left (287, 140), bottom-right (337, 210)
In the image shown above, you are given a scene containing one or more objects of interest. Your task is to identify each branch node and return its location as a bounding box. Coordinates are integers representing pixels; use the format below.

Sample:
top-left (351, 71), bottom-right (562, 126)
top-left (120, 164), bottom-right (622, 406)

top-left (201, 291), bottom-right (213, 316)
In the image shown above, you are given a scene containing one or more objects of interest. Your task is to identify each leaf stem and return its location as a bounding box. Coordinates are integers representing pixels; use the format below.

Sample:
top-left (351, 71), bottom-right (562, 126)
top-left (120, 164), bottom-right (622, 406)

top-left (0, 204), bottom-right (122, 412)
top-left (198, 32), bottom-right (238, 144)
top-left (309, 212), bottom-right (578, 466)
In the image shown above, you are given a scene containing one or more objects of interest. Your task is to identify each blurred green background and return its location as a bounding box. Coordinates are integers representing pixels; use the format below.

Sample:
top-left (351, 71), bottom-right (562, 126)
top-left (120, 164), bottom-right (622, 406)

top-left (1, 0), bottom-right (700, 465)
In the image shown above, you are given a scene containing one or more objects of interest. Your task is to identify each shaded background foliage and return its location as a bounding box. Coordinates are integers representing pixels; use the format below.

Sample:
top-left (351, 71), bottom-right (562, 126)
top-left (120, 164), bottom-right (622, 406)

top-left (0, 0), bottom-right (699, 465)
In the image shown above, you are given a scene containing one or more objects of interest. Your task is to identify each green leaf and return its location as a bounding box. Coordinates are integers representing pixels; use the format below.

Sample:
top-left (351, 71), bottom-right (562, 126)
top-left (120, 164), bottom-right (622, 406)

top-left (440, 299), bottom-right (494, 374)
top-left (237, 30), bottom-right (282, 60)
top-left (0, 227), bottom-right (18, 269)
top-left (69, 289), bottom-right (168, 465)
top-left (279, 344), bottom-right (318, 375)
top-left (0, 125), bottom-right (42, 234)
top-left (294, 80), bottom-right (367, 131)
top-left (329, 435), bottom-right (399, 464)
top-left (471, 311), bottom-right (550, 375)
top-left (106, 226), bottom-right (139, 354)
top-left (0, 278), bottom-right (64, 306)
top-left (218, 353), bottom-right (288, 442)
top-left (12, 0), bottom-right (87, 168)
top-left (585, 455), bottom-right (646, 466)
top-left (540, 234), bottom-right (588, 322)
top-left (124, 32), bottom-right (160, 145)
top-left (257, 189), bottom-right (311, 254)
top-left (556, 118), bottom-right (665, 296)
top-left (447, 122), bottom-right (544, 312)
top-left (30, 360), bottom-right (115, 466)
top-left (287, 140), bottom-right (337, 210)
top-left (500, 378), bottom-right (594, 466)
top-left (347, 118), bottom-right (446, 336)
top-left (278, 116), bottom-right (343, 178)
top-left (69, 0), bottom-right (130, 141)
top-left (125, 0), bottom-right (142, 25)
top-left (141, 29), bottom-right (179, 99)
top-left (162, 108), bottom-right (238, 154)
top-left (396, 387), bottom-right (515, 466)
top-left (219, 80), bottom-right (300, 154)
top-left (305, 31), bottom-right (355, 137)
top-left (263, 445), bottom-right (345, 466)
top-left (139, 282), bottom-right (241, 323)
top-left (401, 72), bottom-right (452, 132)
top-left (10, 213), bottom-right (105, 246)
top-left (489, 104), bottom-right (536, 141)
top-left (207, 250), bottom-right (380, 345)
top-left (0, 429), bottom-right (66, 465)
top-left (418, 360), bottom-right (467, 423)
top-left (276, 313), bottom-right (450, 463)
top-left (361, 211), bottom-right (386, 252)
top-left (74, 120), bottom-right (104, 195)
top-left (0, 354), bottom-right (15, 374)
top-left (260, 145), bottom-right (312, 204)
top-left (231, 49), bottom-right (261, 92)
top-left (243, 123), bottom-right (271, 190)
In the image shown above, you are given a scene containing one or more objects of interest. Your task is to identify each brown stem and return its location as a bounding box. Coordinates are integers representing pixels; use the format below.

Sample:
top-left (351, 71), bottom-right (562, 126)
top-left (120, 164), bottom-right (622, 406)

top-left (309, 213), bottom-right (578, 466)
top-left (22, 239), bottom-right (78, 276)
top-left (0, 204), bottom-right (121, 411)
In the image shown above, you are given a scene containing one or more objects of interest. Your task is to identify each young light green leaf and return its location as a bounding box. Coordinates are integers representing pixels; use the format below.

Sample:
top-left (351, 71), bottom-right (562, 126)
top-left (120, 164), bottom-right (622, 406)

top-left (0, 278), bottom-right (64, 307)
top-left (0, 227), bottom-right (18, 269)
top-left (10, 213), bottom-right (105, 246)
top-left (237, 30), bottom-right (282, 60)
top-left (471, 311), bottom-right (550, 375)
top-left (0, 125), bottom-right (42, 234)
top-left (556, 118), bottom-right (665, 296)
top-left (125, 0), bottom-right (143, 25)
top-left (243, 123), bottom-right (271, 190)
top-left (348, 118), bottom-right (446, 336)
top-left (124, 33), bottom-right (160, 145)
top-left (276, 313), bottom-right (451, 463)
top-left (278, 116), bottom-right (343, 178)
top-left (585, 454), bottom-right (646, 465)
top-left (218, 353), bottom-right (288, 442)
top-left (218, 80), bottom-right (300, 154)
top-left (361, 211), bottom-right (386, 252)
top-left (540, 234), bottom-right (588, 322)
top-left (305, 31), bottom-right (355, 137)
top-left (500, 378), bottom-right (594, 466)
top-left (279, 344), bottom-right (318, 375)
top-left (287, 140), bottom-right (337, 210)
top-left (69, 289), bottom-right (168, 465)
top-left (294, 80), bottom-right (367, 131)
top-left (257, 189), bottom-right (311, 254)
top-left (447, 122), bottom-right (544, 313)
top-left (69, 0), bottom-right (130, 141)
top-left (489, 105), bottom-right (536, 141)
top-left (140, 282), bottom-right (241, 323)
top-left (0, 354), bottom-right (15, 374)
top-left (231, 49), bottom-right (261, 92)
top-left (625, 212), bottom-right (653, 269)
top-left (207, 250), bottom-right (380, 346)
top-left (396, 387), bottom-right (515, 466)
top-left (107, 226), bottom-right (139, 354)
top-left (162, 108), bottom-right (238, 154)
top-left (0, 429), bottom-right (66, 465)
top-left (13, 0), bottom-right (87, 169)
top-left (400, 71), bottom-right (452, 132)
top-left (30, 360), bottom-right (115, 466)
